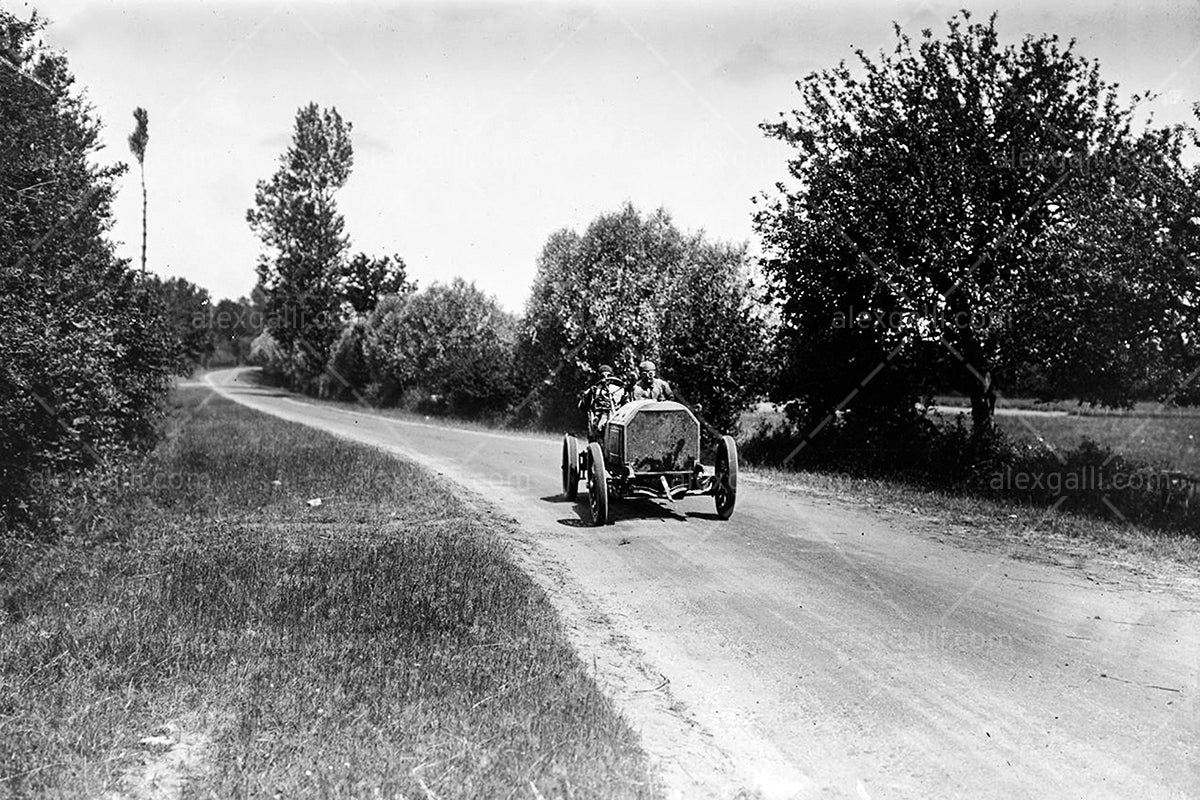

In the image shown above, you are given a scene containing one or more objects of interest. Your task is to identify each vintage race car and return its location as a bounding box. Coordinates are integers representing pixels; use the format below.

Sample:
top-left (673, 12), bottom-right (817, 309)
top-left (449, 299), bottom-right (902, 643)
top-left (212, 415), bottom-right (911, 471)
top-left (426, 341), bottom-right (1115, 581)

top-left (561, 399), bottom-right (738, 525)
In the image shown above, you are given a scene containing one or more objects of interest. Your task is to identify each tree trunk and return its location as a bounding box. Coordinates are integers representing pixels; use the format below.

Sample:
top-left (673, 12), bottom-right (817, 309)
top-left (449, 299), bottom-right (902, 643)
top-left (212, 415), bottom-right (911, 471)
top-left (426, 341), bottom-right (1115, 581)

top-left (969, 371), bottom-right (996, 438)
top-left (947, 296), bottom-right (996, 440)
top-left (139, 162), bottom-right (147, 274)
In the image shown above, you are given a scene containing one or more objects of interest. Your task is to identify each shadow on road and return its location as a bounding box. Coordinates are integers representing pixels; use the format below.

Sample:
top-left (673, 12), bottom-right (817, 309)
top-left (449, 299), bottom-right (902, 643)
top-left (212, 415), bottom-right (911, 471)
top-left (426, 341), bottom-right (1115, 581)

top-left (546, 493), bottom-right (692, 527)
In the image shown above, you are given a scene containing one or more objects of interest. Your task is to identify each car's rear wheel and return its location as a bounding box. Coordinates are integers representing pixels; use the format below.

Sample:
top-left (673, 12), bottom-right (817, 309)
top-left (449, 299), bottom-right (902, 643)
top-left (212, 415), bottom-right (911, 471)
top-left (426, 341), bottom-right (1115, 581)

top-left (561, 434), bottom-right (580, 500)
top-left (586, 442), bottom-right (608, 526)
top-left (715, 435), bottom-right (738, 520)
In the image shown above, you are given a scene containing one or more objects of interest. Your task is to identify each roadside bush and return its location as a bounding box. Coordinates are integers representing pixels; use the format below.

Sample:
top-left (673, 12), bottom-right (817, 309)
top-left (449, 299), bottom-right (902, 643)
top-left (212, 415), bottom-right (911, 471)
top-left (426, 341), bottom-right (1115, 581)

top-left (1, 12), bottom-right (176, 530)
top-left (248, 330), bottom-right (287, 375)
top-left (323, 318), bottom-right (370, 400)
top-left (361, 294), bottom-right (410, 405)
top-left (364, 280), bottom-right (517, 418)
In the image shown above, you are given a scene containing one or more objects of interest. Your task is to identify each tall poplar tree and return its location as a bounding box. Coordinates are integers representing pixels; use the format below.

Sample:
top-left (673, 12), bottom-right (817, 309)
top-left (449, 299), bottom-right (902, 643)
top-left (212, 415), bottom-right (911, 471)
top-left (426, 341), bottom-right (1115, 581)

top-left (247, 103), bottom-right (353, 387)
top-left (127, 106), bottom-right (148, 274)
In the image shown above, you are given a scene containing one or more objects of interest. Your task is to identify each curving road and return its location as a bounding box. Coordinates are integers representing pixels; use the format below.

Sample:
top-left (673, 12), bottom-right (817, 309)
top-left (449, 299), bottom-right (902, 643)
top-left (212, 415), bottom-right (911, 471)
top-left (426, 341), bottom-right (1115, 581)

top-left (205, 368), bottom-right (1199, 800)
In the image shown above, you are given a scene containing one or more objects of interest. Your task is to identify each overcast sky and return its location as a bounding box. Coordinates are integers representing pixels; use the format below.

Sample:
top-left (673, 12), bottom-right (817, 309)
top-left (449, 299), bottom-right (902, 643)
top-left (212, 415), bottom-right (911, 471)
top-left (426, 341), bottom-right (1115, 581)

top-left (25, 0), bottom-right (1200, 312)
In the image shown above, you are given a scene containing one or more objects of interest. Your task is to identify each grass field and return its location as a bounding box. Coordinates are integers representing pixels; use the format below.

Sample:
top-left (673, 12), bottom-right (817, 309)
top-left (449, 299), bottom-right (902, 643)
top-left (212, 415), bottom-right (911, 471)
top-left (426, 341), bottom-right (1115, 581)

top-left (0, 388), bottom-right (656, 798)
top-left (742, 402), bottom-right (1200, 476)
top-left (739, 398), bottom-right (1200, 539)
top-left (932, 394), bottom-right (1200, 417)
top-left (935, 406), bottom-right (1200, 475)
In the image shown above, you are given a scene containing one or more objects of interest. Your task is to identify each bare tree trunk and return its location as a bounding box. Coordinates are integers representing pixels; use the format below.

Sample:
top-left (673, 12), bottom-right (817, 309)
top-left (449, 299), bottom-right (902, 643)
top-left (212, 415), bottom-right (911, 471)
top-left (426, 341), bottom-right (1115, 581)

top-left (969, 371), bottom-right (996, 438)
top-left (139, 162), bottom-right (147, 275)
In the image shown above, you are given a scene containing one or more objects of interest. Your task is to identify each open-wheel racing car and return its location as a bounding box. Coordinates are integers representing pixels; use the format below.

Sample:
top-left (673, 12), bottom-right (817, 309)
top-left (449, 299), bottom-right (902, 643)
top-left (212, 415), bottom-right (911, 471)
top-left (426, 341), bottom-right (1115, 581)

top-left (561, 399), bottom-right (738, 525)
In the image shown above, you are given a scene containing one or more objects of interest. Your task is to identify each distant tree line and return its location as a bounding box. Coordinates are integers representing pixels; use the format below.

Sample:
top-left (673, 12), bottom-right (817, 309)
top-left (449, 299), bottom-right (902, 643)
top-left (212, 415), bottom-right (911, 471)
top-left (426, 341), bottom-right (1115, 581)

top-left (243, 104), bottom-right (770, 436)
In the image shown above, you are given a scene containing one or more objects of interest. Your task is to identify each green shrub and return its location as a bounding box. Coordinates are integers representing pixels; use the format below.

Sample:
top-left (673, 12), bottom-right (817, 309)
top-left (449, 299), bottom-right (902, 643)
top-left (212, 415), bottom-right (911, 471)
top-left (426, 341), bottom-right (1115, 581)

top-left (1, 12), bottom-right (176, 528)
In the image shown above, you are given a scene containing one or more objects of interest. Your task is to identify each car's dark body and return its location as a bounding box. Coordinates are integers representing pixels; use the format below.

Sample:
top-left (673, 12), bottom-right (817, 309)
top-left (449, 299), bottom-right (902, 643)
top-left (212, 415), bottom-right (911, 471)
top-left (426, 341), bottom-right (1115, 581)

top-left (562, 399), bottom-right (737, 525)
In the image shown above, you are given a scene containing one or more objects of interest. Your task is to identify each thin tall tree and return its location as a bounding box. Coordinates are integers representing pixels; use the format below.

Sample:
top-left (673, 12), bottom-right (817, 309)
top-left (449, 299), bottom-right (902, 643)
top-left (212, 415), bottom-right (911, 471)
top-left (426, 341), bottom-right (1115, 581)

top-left (127, 107), bottom-right (148, 274)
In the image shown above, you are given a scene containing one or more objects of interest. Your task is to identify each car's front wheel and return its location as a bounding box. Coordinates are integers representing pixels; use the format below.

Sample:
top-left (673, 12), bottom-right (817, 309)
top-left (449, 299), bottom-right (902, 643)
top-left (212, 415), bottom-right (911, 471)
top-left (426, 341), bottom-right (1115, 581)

top-left (561, 434), bottom-right (580, 500)
top-left (714, 435), bottom-right (738, 520)
top-left (586, 441), bottom-right (609, 526)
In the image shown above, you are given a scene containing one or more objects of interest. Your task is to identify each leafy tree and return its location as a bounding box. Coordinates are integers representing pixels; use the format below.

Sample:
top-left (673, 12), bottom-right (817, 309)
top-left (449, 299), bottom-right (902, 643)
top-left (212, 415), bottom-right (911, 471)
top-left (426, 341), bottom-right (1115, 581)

top-left (517, 205), bottom-right (687, 425)
top-left (144, 275), bottom-right (213, 373)
top-left (249, 329), bottom-right (286, 372)
top-left (0, 10), bottom-right (175, 524)
top-left (659, 241), bottom-right (770, 436)
top-left (127, 106), bottom-right (148, 274)
top-left (361, 293), bottom-right (410, 402)
top-left (517, 204), bottom-right (768, 433)
top-left (205, 295), bottom-right (261, 364)
top-left (325, 318), bottom-right (372, 400)
top-left (341, 252), bottom-right (413, 315)
top-left (755, 12), bottom-right (1200, 437)
top-left (246, 103), bottom-right (353, 388)
top-left (365, 279), bottom-right (516, 416)
top-left (1011, 126), bottom-right (1200, 406)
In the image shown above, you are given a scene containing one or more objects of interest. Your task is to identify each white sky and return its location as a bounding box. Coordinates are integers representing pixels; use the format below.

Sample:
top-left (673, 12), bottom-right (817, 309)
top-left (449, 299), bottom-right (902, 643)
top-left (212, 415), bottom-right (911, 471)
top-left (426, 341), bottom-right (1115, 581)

top-left (24, 0), bottom-right (1200, 312)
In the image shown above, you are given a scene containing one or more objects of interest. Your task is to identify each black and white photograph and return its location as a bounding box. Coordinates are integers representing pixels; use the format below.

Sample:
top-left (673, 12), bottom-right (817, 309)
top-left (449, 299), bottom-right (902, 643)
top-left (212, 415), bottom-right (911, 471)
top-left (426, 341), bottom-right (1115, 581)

top-left (2, 0), bottom-right (1198, 797)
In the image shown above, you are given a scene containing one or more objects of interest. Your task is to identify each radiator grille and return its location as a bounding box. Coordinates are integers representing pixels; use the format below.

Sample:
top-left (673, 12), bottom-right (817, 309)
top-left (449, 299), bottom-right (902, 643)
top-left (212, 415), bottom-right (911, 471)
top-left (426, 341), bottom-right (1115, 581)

top-left (624, 409), bottom-right (698, 471)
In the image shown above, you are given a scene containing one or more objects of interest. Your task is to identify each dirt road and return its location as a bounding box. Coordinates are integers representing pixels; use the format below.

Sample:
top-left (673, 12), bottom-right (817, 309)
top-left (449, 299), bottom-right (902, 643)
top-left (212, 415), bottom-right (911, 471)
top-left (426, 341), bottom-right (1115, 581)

top-left (206, 369), bottom-right (1198, 800)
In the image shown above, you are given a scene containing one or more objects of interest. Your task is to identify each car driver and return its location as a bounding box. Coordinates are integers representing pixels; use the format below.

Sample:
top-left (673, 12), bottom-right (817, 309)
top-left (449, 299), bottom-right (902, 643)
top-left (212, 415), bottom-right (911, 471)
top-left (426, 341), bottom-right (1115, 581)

top-left (629, 360), bottom-right (674, 402)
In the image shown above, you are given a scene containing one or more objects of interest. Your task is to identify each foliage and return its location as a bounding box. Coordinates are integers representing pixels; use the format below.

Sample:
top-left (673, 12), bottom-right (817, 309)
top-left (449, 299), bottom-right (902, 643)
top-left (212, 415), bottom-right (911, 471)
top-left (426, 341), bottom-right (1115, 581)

top-left (325, 317), bottom-right (371, 400)
top-left (1009, 127), bottom-right (1200, 406)
top-left (360, 293), bottom-right (409, 403)
top-left (755, 12), bottom-right (1200, 439)
top-left (246, 103), bottom-right (353, 388)
top-left (517, 207), bottom-right (683, 426)
top-left (0, 10), bottom-right (175, 527)
top-left (517, 204), bottom-right (768, 434)
top-left (659, 241), bottom-right (770, 437)
top-left (205, 293), bottom-right (264, 365)
top-left (127, 106), bottom-right (148, 274)
top-left (143, 275), bottom-right (213, 374)
top-left (341, 252), bottom-right (413, 315)
top-left (127, 107), bottom-right (149, 163)
top-left (248, 329), bottom-right (287, 372)
top-left (364, 280), bottom-right (517, 416)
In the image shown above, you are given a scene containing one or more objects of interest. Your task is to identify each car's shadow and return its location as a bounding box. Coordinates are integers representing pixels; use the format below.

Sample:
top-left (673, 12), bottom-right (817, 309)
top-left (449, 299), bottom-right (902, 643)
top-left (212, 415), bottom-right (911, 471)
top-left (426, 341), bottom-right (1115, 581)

top-left (544, 492), bottom-right (698, 527)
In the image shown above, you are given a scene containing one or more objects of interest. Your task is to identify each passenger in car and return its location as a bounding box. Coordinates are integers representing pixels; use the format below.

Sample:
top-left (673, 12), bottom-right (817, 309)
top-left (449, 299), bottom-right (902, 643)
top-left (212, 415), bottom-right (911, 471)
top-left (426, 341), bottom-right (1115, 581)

top-left (579, 363), bottom-right (627, 441)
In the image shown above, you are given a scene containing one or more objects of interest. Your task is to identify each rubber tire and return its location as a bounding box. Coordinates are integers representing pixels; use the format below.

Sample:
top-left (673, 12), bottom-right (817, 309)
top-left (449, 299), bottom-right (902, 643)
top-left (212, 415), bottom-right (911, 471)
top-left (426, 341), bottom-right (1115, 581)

top-left (562, 434), bottom-right (580, 500)
top-left (715, 435), bottom-right (738, 520)
top-left (586, 442), bottom-right (609, 526)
